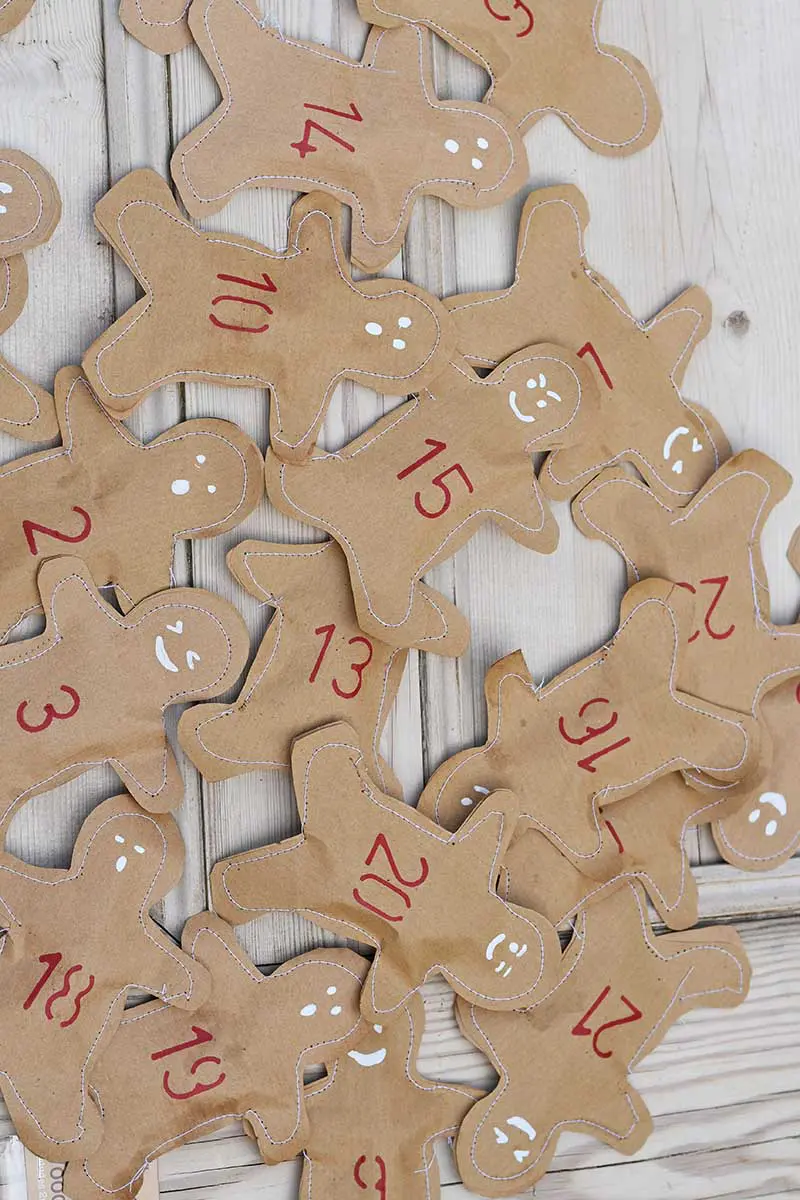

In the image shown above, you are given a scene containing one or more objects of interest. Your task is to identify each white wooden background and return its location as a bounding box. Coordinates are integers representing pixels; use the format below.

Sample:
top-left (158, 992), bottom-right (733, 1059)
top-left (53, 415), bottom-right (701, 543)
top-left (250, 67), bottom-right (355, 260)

top-left (0, 1), bottom-right (798, 1196)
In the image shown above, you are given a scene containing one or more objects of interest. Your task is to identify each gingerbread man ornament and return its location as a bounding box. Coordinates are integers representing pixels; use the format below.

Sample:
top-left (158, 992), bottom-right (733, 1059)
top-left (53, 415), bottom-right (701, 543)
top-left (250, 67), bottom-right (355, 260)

top-left (0, 1), bottom-right (34, 36)
top-left (212, 722), bottom-right (562, 1019)
top-left (419, 579), bottom-right (758, 859)
top-left (0, 368), bottom-right (263, 640)
top-left (119, 0), bottom-right (191, 53)
top-left (83, 170), bottom-right (452, 461)
top-left (446, 186), bottom-right (729, 506)
top-left (0, 151), bottom-right (61, 441)
top-left (171, 2), bottom-right (527, 271)
top-left (179, 540), bottom-right (406, 797)
top-left (358, 0), bottom-right (661, 155)
top-left (0, 555), bottom-right (249, 832)
top-left (454, 882), bottom-right (750, 1196)
top-left (0, 795), bottom-right (208, 1161)
top-left (299, 995), bottom-right (482, 1200)
top-left (63, 914), bottom-right (368, 1200)
top-left (266, 348), bottom-right (598, 656)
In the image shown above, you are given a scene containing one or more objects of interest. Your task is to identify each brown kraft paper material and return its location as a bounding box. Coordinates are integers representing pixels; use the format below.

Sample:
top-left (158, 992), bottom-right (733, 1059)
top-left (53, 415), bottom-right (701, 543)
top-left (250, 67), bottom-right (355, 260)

top-left (357, 0), bottom-right (662, 156)
top-left (63, 914), bottom-right (368, 1200)
top-left (0, 1), bottom-right (34, 36)
top-left (119, 0), bottom-right (192, 53)
top-left (0, 367), bottom-right (262, 639)
top-left (83, 170), bottom-right (453, 461)
top-left (418, 579), bottom-right (758, 859)
top-left (265, 348), bottom-right (599, 656)
top-left (0, 151), bottom-right (61, 441)
top-left (211, 721), bottom-right (563, 1019)
top-left (178, 540), bottom-right (406, 796)
top-left (299, 995), bottom-right (482, 1200)
top-left (454, 881), bottom-right (751, 1196)
top-left (0, 795), bottom-right (209, 1162)
top-left (171, 1), bottom-right (527, 271)
top-left (0, 555), bottom-right (249, 832)
top-left (445, 185), bottom-right (729, 506)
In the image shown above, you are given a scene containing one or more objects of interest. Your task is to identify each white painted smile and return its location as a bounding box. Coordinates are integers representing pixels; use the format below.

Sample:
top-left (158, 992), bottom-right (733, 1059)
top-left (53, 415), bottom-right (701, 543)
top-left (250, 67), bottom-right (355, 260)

top-left (155, 635), bottom-right (179, 673)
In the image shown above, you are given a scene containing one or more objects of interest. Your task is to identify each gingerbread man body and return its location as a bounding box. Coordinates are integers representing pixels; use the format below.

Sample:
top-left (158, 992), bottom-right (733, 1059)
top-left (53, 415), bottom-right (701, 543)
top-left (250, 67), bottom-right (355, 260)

top-left (300, 996), bottom-right (481, 1200)
top-left (0, 368), bottom-right (262, 639)
top-left (419, 580), bottom-right (758, 858)
top-left (0, 795), bottom-right (207, 1161)
top-left (64, 915), bottom-right (368, 1200)
top-left (119, 0), bottom-right (191, 53)
top-left (446, 186), bottom-right (728, 506)
top-left (266, 348), bottom-right (597, 655)
top-left (172, 3), bottom-right (527, 270)
top-left (212, 723), bottom-right (562, 1019)
top-left (358, 0), bottom-right (661, 154)
top-left (179, 540), bottom-right (406, 796)
top-left (0, 151), bottom-right (62, 441)
top-left (84, 171), bottom-right (452, 461)
top-left (0, 555), bottom-right (249, 831)
top-left (455, 882), bottom-right (750, 1195)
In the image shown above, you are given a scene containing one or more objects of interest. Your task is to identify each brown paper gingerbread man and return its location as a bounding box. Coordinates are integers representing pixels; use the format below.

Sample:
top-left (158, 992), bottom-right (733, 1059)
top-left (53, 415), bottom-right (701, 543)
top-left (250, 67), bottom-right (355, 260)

top-left (0, 150), bottom-right (61, 441)
top-left (63, 914), bottom-right (369, 1200)
top-left (446, 186), bottom-right (729, 506)
top-left (0, 555), bottom-right (249, 832)
top-left (418, 579), bottom-right (758, 859)
top-left (0, 0), bottom-right (34, 35)
top-left (83, 170), bottom-right (453, 461)
top-left (266, 348), bottom-right (598, 655)
top-left (0, 367), bottom-right (263, 640)
top-left (179, 540), bottom-right (406, 797)
top-left (500, 772), bottom-right (731, 932)
top-left (454, 882), bottom-right (750, 1195)
top-left (357, 0), bottom-right (661, 155)
top-left (212, 722), bottom-right (562, 1020)
top-left (171, 2), bottom-right (527, 271)
top-left (0, 794), bottom-right (208, 1162)
top-left (299, 995), bottom-right (482, 1200)
top-left (119, 0), bottom-right (191, 53)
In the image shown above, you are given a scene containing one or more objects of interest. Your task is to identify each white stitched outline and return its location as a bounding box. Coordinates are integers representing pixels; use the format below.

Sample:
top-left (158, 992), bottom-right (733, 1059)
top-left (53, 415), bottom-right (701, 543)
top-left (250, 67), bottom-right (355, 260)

top-left (448, 192), bottom-right (719, 501)
top-left (216, 735), bottom-right (555, 1015)
top-left (176, 4), bottom-right (521, 256)
top-left (132, 0), bottom-right (191, 29)
top-left (0, 154), bottom-right (46, 252)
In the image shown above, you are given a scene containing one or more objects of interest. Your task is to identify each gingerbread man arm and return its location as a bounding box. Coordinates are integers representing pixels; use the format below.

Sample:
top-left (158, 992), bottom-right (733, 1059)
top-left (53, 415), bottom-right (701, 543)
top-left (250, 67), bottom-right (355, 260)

top-left (211, 833), bottom-right (312, 926)
top-left (646, 286), bottom-right (713, 388)
top-left (119, 0), bottom-right (192, 54)
top-left (573, 467), bottom-right (671, 579)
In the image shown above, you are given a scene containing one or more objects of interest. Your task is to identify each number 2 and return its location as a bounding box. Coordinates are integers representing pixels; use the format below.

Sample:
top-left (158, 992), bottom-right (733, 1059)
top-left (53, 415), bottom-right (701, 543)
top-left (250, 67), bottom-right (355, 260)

top-left (23, 507), bottom-right (92, 556)
top-left (572, 986), bottom-right (643, 1058)
top-left (677, 577), bottom-right (735, 642)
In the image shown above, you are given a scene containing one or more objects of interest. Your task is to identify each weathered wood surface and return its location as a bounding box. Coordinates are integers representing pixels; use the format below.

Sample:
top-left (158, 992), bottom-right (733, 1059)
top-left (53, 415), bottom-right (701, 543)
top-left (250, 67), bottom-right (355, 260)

top-left (0, 0), bottom-right (797, 1195)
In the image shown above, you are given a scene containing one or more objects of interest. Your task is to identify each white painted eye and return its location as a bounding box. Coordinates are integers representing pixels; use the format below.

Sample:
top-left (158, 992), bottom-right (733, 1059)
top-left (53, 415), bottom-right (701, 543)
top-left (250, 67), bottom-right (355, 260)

top-left (748, 809), bottom-right (760, 823)
top-left (115, 856), bottom-right (127, 873)
top-left (171, 479), bottom-right (190, 496)
top-left (327, 986), bottom-right (337, 996)
top-left (330, 1005), bottom-right (342, 1016)
top-left (167, 621), bottom-right (183, 635)
top-left (509, 942), bottom-right (519, 954)
top-left (477, 137), bottom-right (489, 150)
top-left (766, 820), bottom-right (778, 837)
top-left (207, 485), bottom-right (217, 494)
top-left (373, 1024), bottom-right (383, 1033)
top-left (398, 316), bottom-right (412, 329)
top-left (365, 322), bottom-right (383, 336)
top-left (472, 157), bottom-right (484, 170)
top-left (300, 1004), bottom-right (317, 1017)
top-left (494, 1128), bottom-right (509, 1145)
top-left (186, 650), bottom-right (201, 670)
top-left (444, 139), bottom-right (459, 153)
top-left (393, 338), bottom-right (406, 350)
top-left (0, 182), bottom-right (12, 194)
top-left (115, 834), bottom-right (125, 844)
top-left (195, 454), bottom-right (206, 465)
top-left (134, 845), bottom-right (145, 854)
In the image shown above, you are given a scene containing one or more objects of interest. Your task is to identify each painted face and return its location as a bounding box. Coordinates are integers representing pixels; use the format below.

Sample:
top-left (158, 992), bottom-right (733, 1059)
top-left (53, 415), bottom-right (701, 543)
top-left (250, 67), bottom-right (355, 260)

top-left (459, 785), bottom-right (490, 812)
top-left (662, 424), bottom-right (707, 485)
top-left (484, 932), bottom-right (529, 979)
top-left (433, 111), bottom-right (519, 202)
top-left (501, 358), bottom-right (582, 446)
top-left (723, 788), bottom-right (796, 862)
top-left (347, 1024), bottom-right (387, 1069)
top-left (482, 1109), bottom-right (540, 1174)
top-left (162, 434), bottom-right (248, 528)
top-left (295, 963), bottom-right (362, 1047)
top-left (355, 290), bottom-right (441, 381)
top-left (91, 815), bottom-right (165, 890)
top-left (144, 606), bottom-right (231, 695)
top-left (0, 161), bottom-right (49, 248)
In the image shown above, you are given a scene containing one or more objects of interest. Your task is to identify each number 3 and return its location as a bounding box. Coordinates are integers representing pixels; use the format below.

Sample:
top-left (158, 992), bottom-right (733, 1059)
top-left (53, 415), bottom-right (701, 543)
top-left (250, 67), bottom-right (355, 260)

top-left (17, 685), bottom-right (81, 734)
top-left (484, 0), bottom-right (534, 37)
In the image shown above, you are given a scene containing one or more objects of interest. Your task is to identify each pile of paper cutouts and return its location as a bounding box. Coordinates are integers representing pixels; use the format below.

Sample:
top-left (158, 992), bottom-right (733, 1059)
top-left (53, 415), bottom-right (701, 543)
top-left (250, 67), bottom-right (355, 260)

top-left (0, 2), bottom-right (791, 1197)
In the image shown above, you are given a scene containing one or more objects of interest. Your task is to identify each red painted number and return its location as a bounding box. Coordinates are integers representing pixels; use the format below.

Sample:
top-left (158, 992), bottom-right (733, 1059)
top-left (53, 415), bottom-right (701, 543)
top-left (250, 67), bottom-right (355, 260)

top-left (354, 1155), bottom-right (387, 1198)
top-left (605, 819), bottom-right (625, 855)
top-left (571, 986), bottom-right (643, 1058)
top-left (397, 439), bottom-right (474, 519)
top-left (209, 272), bottom-right (278, 334)
top-left (484, 0), bottom-right (534, 37)
top-left (578, 342), bottom-right (614, 390)
top-left (353, 832), bottom-right (430, 924)
top-left (309, 623), bottom-right (374, 700)
top-left (291, 101), bottom-right (363, 159)
top-left (558, 698), bottom-right (631, 773)
top-left (23, 506), bottom-right (92, 556)
top-left (676, 577), bottom-right (735, 643)
top-left (152, 1025), bottom-right (226, 1101)
top-left (23, 952), bottom-right (95, 1029)
top-left (17, 685), bottom-right (80, 735)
